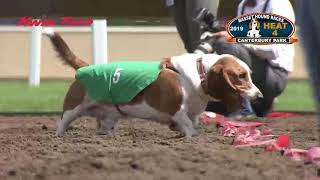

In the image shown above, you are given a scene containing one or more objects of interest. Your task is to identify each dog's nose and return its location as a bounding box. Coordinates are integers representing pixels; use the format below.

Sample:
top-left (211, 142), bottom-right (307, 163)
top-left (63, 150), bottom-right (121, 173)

top-left (252, 92), bottom-right (264, 103)
top-left (257, 92), bottom-right (263, 101)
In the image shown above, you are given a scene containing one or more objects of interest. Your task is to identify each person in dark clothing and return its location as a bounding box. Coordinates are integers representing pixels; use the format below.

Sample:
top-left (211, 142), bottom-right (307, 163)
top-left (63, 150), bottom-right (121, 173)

top-left (165, 0), bottom-right (220, 53)
top-left (168, 0), bottom-right (295, 117)
top-left (207, 0), bottom-right (295, 117)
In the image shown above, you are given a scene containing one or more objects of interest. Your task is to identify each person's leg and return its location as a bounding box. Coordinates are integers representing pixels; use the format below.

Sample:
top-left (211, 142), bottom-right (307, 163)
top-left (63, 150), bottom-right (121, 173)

top-left (213, 37), bottom-right (253, 67)
top-left (185, 0), bottom-right (220, 52)
top-left (250, 59), bottom-right (288, 117)
top-left (172, 0), bottom-right (193, 52)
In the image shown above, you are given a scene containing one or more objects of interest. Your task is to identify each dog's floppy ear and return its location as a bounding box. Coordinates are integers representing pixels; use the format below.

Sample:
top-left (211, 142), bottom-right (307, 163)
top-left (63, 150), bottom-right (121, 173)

top-left (249, 22), bottom-right (252, 29)
top-left (161, 58), bottom-right (179, 73)
top-left (222, 69), bottom-right (237, 90)
top-left (204, 60), bottom-right (243, 112)
top-left (257, 21), bottom-right (260, 30)
top-left (202, 63), bottom-right (237, 95)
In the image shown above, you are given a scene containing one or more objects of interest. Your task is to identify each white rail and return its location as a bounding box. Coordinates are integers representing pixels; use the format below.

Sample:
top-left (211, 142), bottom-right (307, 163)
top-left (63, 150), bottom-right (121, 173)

top-left (28, 26), bottom-right (42, 86)
top-left (26, 20), bottom-right (111, 86)
top-left (3, 24), bottom-right (177, 86)
top-left (92, 20), bottom-right (107, 64)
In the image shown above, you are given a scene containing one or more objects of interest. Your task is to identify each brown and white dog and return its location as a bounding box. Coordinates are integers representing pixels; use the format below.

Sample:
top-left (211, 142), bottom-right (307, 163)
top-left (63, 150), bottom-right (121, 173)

top-left (247, 18), bottom-right (261, 38)
top-left (44, 29), bottom-right (262, 138)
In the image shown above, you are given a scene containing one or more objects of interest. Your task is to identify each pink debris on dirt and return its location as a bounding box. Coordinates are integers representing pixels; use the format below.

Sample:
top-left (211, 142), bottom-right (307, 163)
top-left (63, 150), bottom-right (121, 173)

top-left (200, 111), bottom-right (320, 166)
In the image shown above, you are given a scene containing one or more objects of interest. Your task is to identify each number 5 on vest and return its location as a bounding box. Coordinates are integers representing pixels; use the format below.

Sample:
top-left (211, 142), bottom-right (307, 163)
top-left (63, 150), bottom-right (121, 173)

top-left (113, 68), bottom-right (123, 84)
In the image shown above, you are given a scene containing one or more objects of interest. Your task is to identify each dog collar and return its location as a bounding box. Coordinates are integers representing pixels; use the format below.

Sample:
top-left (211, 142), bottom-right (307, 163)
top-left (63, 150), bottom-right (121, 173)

top-left (196, 57), bottom-right (206, 82)
top-left (196, 57), bottom-right (219, 102)
top-left (196, 57), bottom-right (212, 101)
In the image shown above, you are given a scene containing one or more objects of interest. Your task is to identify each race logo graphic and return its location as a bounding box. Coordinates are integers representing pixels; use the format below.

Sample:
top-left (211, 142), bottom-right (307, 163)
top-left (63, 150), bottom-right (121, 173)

top-left (227, 13), bottom-right (298, 44)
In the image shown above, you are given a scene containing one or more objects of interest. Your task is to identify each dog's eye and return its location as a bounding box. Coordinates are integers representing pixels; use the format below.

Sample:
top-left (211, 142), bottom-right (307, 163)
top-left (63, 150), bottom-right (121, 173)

top-left (239, 73), bottom-right (246, 80)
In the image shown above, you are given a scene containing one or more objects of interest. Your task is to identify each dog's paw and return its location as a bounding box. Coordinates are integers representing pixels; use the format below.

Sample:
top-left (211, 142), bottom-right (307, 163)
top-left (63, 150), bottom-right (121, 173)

top-left (169, 122), bottom-right (179, 131)
top-left (96, 130), bottom-right (109, 135)
top-left (96, 128), bottom-right (115, 137)
top-left (181, 128), bottom-right (198, 138)
top-left (56, 125), bottom-right (66, 137)
top-left (173, 133), bottom-right (195, 142)
top-left (55, 131), bottom-right (64, 137)
top-left (174, 129), bottom-right (198, 140)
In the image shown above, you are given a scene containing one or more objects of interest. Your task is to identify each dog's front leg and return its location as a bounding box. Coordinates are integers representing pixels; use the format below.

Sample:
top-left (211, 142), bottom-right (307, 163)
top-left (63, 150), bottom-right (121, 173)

top-left (96, 117), bottom-right (119, 136)
top-left (96, 108), bottom-right (121, 136)
top-left (172, 109), bottom-right (197, 138)
top-left (189, 114), bottom-right (200, 129)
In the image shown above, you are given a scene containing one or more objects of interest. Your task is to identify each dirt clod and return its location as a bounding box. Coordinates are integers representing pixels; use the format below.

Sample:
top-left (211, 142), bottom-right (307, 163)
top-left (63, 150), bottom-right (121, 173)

top-left (90, 160), bottom-right (104, 169)
top-left (42, 125), bottom-right (48, 130)
top-left (7, 170), bottom-right (16, 176)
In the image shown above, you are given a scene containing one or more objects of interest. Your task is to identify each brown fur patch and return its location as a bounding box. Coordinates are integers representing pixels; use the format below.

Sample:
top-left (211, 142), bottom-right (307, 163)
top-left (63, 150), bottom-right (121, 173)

top-left (161, 58), bottom-right (179, 73)
top-left (141, 69), bottom-right (183, 115)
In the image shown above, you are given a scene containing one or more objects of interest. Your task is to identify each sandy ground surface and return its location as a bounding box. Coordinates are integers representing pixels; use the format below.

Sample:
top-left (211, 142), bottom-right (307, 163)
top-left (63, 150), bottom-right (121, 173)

top-left (0, 115), bottom-right (319, 180)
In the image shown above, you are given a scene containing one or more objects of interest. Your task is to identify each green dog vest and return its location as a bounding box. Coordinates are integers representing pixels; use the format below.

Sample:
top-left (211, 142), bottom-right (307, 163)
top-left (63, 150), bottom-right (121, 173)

top-left (75, 61), bottom-right (161, 104)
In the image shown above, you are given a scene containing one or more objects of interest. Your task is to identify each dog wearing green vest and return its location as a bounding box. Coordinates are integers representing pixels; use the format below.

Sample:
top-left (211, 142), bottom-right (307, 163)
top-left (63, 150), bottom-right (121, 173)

top-left (43, 28), bottom-right (262, 139)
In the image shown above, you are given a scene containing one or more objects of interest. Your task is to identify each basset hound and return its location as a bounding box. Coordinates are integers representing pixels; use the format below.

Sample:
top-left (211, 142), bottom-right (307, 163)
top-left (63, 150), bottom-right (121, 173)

top-left (43, 28), bottom-right (262, 138)
top-left (247, 18), bottom-right (261, 38)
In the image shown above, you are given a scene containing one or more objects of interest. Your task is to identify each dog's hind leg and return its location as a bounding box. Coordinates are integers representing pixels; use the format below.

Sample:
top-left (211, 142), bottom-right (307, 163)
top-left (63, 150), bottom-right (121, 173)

top-left (56, 80), bottom-right (90, 136)
top-left (56, 105), bottom-right (84, 136)
top-left (57, 97), bottom-right (96, 136)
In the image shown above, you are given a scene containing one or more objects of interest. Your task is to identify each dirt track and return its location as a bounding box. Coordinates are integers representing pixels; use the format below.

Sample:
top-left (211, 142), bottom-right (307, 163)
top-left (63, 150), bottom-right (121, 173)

top-left (0, 115), bottom-right (319, 180)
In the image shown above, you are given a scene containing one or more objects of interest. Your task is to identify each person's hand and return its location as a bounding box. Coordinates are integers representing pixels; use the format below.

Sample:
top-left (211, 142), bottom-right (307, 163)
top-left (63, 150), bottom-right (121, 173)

top-left (200, 31), bottom-right (230, 41)
top-left (212, 31), bottom-right (230, 40)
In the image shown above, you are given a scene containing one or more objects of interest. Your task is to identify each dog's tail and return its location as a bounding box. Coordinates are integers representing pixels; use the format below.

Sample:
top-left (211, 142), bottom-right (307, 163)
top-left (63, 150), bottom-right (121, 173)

top-left (43, 28), bottom-right (89, 70)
